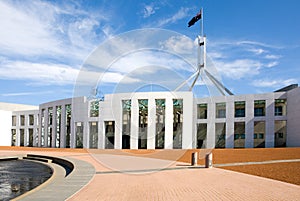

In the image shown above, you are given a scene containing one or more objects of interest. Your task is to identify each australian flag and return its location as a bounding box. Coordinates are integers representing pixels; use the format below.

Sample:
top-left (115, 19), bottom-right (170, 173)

top-left (188, 10), bottom-right (202, 27)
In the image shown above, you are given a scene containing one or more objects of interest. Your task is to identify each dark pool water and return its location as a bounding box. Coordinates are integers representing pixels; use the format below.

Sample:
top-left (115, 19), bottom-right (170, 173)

top-left (0, 159), bottom-right (52, 201)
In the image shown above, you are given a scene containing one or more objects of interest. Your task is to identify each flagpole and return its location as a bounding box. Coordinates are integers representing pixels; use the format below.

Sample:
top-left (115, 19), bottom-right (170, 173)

top-left (201, 7), bottom-right (204, 38)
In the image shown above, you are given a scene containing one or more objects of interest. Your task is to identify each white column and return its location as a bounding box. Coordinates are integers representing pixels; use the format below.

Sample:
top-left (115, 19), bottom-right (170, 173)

top-left (206, 101), bottom-right (215, 149)
top-left (182, 95), bottom-right (193, 149)
top-left (60, 105), bottom-right (66, 148)
top-left (164, 98), bottom-right (173, 149)
top-left (44, 108), bottom-right (49, 147)
top-left (38, 110), bottom-right (42, 147)
top-left (84, 121), bottom-right (89, 148)
top-left (147, 98), bottom-right (156, 149)
top-left (226, 99), bottom-right (234, 148)
top-left (130, 98), bottom-right (139, 149)
top-left (266, 98), bottom-right (275, 147)
top-left (245, 99), bottom-right (254, 148)
top-left (52, 106), bottom-right (57, 148)
top-left (70, 112), bottom-right (75, 148)
top-left (115, 121), bottom-right (122, 149)
top-left (98, 119), bottom-right (104, 149)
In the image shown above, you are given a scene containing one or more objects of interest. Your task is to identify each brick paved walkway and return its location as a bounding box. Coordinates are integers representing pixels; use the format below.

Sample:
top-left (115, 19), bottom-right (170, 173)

top-left (68, 167), bottom-right (300, 201)
top-left (68, 153), bottom-right (300, 201)
top-left (1, 148), bottom-right (300, 201)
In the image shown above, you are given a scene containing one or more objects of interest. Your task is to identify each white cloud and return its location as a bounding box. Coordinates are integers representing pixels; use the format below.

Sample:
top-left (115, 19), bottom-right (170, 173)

top-left (143, 4), bottom-right (158, 18)
top-left (251, 78), bottom-right (298, 88)
top-left (265, 61), bottom-right (279, 68)
top-left (0, 60), bottom-right (79, 85)
top-left (209, 52), bottom-right (225, 59)
top-left (67, 18), bottom-right (100, 50)
top-left (214, 59), bottom-right (262, 79)
top-left (156, 7), bottom-right (190, 27)
top-left (109, 51), bottom-right (193, 74)
top-left (248, 48), bottom-right (267, 55)
top-left (160, 35), bottom-right (194, 54)
top-left (237, 40), bottom-right (282, 49)
top-left (0, 1), bottom-right (61, 56)
top-left (1, 91), bottom-right (54, 97)
top-left (0, 0), bottom-right (110, 61)
top-left (265, 54), bottom-right (282, 59)
top-left (206, 38), bottom-right (283, 81)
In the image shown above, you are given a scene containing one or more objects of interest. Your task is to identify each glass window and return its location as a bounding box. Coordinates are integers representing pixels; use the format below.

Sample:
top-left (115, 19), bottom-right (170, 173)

top-left (11, 129), bottom-right (16, 146)
top-left (28, 129), bottom-right (34, 147)
top-left (197, 104), bottom-right (207, 119)
top-left (122, 100), bottom-right (131, 149)
top-left (41, 109), bottom-right (45, 146)
top-left (156, 99), bottom-right (165, 149)
top-left (254, 100), bottom-right (265, 116)
top-left (90, 100), bottom-right (99, 117)
top-left (48, 107), bottom-right (53, 125)
top-left (216, 103), bottom-right (226, 118)
top-left (215, 123), bottom-right (226, 148)
top-left (274, 120), bottom-right (287, 147)
top-left (275, 99), bottom-right (287, 116)
top-left (235, 101), bottom-right (245, 117)
top-left (20, 115), bottom-right (25, 126)
top-left (105, 121), bottom-right (115, 149)
top-left (173, 99), bottom-right (183, 149)
top-left (47, 107), bottom-right (53, 147)
top-left (89, 122), bottom-right (98, 149)
top-left (254, 121), bottom-right (265, 148)
top-left (20, 129), bottom-right (25, 146)
top-left (75, 122), bottom-right (84, 148)
top-left (29, 114), bottom-right (34, 126)
top-left (138, 99), bottom-right (148, 149)
top-left (197, 123), bottom-right (207, 149)
top-left (65, 104), bottom-right (72, 148)
top-left (234, 122), bottom-right (245, 148)
top-left (56, 106), bottom-right (61, 148)
top-left (12, 116), bottom-right (16, 126)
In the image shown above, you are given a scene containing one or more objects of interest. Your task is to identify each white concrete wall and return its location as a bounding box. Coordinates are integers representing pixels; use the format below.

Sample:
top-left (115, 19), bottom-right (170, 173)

top-left (11, 110), bottom-right (39, 147)
top-left (0, 110), bottom-right (12, 146)
top-left (5, 87), bottom-right (299, 149)
top-left (196, 91), bottom-right (288, 149)
top-left (287, 87), bottom-right (300, 147)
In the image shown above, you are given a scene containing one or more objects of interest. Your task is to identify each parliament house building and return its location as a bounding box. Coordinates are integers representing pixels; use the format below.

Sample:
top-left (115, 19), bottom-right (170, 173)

top-left (0, 84), bottom-right (299, 149)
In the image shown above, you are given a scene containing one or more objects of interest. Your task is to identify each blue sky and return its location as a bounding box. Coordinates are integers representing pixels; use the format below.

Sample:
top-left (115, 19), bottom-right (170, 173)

top-left (0, 0), bottom-right (299, 105)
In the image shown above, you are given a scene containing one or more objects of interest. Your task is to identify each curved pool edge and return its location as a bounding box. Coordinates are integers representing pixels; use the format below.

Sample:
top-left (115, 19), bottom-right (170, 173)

top-left (12, 156), bottom-right (95, 201)
top-left (12, 160), bottom-right (65, 201)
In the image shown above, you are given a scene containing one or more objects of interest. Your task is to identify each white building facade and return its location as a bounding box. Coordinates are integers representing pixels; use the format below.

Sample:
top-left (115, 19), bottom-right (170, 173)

top-left (1, 86), bottom-right (300, 149)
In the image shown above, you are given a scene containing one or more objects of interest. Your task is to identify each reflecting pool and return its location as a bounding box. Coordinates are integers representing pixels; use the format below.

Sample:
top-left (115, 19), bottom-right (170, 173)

top-left (0, 159), bottom-right (52, 201)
